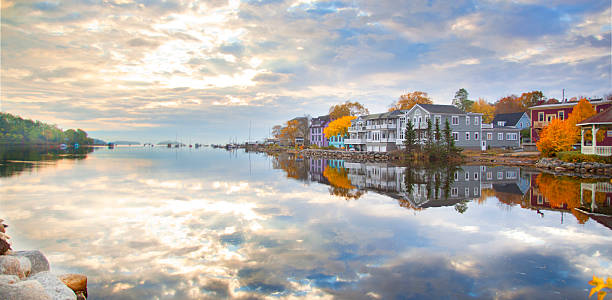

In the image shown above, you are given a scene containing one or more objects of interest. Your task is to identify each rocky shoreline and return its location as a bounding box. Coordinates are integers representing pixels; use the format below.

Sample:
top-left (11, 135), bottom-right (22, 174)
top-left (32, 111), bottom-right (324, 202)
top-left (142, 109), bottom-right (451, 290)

top-left (299, 149), bottom-right (400, 162)
top-left (0, 219), bottom-right (88, 300)
top-left (535, 158), bottom-right (612, 177)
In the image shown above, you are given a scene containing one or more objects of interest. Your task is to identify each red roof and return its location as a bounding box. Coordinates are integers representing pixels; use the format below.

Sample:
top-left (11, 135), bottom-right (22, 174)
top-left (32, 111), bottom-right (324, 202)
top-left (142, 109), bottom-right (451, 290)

top-left (577, 107), bottom-right (612, 125)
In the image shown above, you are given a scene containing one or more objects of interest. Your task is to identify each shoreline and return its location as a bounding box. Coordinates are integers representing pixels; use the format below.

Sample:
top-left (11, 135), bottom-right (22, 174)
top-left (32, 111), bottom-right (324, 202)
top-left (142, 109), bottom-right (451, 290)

top-left (254, 146), bottom-right (612, 178)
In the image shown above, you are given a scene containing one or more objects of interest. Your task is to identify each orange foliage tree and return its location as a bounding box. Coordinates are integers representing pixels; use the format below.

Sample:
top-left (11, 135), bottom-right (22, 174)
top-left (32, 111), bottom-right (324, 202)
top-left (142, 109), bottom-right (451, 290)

top-left (329, 101), bottom-right (369, 120)
top-left (280, 120), bottom-right (300, 145)
top-left (535, 174), bottom-right (580, 210)
top-left (537, 98), bottom-right (596, 156)
top-left (469, 98), bottom-right (495, 123)
top-left (389, 91), bottom-right (433, 111)
top-left (323, 166), bottom-right (365, 200)
top-left (323, 116), bottom-right (356, 138)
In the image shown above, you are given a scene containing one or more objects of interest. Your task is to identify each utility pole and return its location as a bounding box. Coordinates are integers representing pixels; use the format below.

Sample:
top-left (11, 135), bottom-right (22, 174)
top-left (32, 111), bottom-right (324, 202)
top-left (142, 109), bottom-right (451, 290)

top-left (562, 89), bottom-right (565, 102)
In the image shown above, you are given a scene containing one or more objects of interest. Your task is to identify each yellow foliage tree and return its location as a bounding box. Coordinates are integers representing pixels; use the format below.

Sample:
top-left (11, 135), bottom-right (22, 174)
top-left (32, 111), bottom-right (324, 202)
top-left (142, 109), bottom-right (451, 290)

top-left (389, 91), bottom-right (433, 111)
top-left (469, 98), bottom-right (495, 123)
top-left (329, 101), bottom-right (369, 120)
top-left (323, 115), bottom-right (356, 138)
top-left (280, 120), bottom-right (300, 145)
top-left (537, 98), bottom-right (596, 156)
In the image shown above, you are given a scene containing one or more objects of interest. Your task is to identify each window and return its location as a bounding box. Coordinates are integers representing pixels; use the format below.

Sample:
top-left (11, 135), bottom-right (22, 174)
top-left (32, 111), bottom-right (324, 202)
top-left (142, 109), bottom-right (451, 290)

top-left (451, 187), bottom-right (458, 197)
top-left (497, 121), bottom-right (506, 127)
top-left (537, 194), bottom-right (543, 204)
top-left (466, 132), bottom-right (470, 140)
top-left (465, 172), bottom-right (469, 181)
top-left (498, 133), bottom-right (504, 140)
top-left (497, 172), bottom-right (503, 180)
top-left (474, 172), bottom-right (479, 180)
top-left (453, 132), bottom-right (459, 141)
top-left (452, 116), bottom-right (459, 125)
top-left (474, 132), bottom-right (479, 140)
top-left (608, 130), bottom-right (612, 137)
top-left (538, 112), bottom-right (544, 121)
top-left (519, 122), bottom-right (522, 128)
top-left (454, 172), bottom-right (459, 181)
top-left (558, 111), bottom-right (564, 120)
top-left (465, 188), bottom-right (469, 197)
top-left (506, 171), bottom-right (517, 179)
top-left (474, 117), bottom-right (479, 125)
top-left (487, 172), bottom-right (492, 180)
top-left (487, 133), bottom-right (492, 140)
top-left (506, 133), bottom-right (518, 140)
top-left (466, 117), bottom-right (470, 125)
top-left (474, 187), bottom-right (479, 196)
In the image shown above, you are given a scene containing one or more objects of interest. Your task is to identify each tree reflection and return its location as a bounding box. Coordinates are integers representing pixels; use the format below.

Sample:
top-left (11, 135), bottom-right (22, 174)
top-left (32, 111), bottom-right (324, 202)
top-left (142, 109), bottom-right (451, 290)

top-left (0, 145), bottom-right (94, 177)
top-left (323, 166), bottom-right (366, 200)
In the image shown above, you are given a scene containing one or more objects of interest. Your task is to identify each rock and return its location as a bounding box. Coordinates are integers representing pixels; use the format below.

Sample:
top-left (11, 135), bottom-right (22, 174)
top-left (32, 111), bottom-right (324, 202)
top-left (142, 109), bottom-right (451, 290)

top-left (0, 255), bottom-right (31, 279)
top-left (0, 280), bottom-right (52, 300)
top-left (12, 250), bottom-right (49, 275)
top-left (554, 167), bottom-right (566, 172)
top-left (0, 274), bottom-right (20, 284)
top-left (59, 274), bottom-right (87, 295)
top-left (30, 271), bottom-right (77, 300)
top-left (0, 238), bottom-right (11, 255)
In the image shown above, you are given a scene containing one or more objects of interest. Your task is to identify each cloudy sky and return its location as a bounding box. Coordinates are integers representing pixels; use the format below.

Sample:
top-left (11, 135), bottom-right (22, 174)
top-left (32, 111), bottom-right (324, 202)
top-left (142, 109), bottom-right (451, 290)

top-left (1, 0), bottom-right (611, 143)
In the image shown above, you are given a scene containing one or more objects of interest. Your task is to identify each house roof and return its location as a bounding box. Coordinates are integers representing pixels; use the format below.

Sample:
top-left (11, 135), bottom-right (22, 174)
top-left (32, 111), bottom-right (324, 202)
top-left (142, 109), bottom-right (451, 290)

top-left (493, 112), bottom-right (525, 126)
top-left (417, 104), bottom-right (466, 114)
top-left (311, 115), bottom-right (330, 123)
top-left (577, 107), bottom-right (612, 125)
top-left (528, 98), bottom-right (610, 110)
top-left (362, 109), bottom-right (406, 120)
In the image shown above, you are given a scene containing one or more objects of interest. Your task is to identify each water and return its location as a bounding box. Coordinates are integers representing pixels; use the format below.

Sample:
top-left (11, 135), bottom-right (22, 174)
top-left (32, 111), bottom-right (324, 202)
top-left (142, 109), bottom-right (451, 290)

top-left (1, 146), bottom-right (610, 299)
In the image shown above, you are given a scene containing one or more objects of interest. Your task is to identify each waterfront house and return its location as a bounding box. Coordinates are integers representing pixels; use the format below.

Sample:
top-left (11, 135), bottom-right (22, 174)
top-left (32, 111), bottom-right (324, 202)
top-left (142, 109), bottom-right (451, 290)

top-left (346, 110), bottom-right (404, 152)
top-left (328, 133), bottom-right (347, 149)
top-left (309, 115), bottom-right (330, 148)
top-left (481, 123), bottom-right (521, 150)
top-left (576, 108), bottom-right (612, 156)
top-left (528, 98), bottom-right (611, 142)
top-left (492, 112), bottom-right (531, 130)
top-left (396, 104), bottom-right (483, 150)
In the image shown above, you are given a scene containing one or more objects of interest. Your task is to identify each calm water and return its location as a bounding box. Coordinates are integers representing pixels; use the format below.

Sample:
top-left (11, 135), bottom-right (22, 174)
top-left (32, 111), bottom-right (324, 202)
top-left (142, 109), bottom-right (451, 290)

top-left (1, 146), bottom-right (611, 299)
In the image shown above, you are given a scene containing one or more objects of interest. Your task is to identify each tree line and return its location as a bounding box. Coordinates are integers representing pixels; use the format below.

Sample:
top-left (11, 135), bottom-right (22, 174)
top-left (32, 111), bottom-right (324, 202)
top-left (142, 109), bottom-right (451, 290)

top-left (0, 112), bottom-right (93, 145)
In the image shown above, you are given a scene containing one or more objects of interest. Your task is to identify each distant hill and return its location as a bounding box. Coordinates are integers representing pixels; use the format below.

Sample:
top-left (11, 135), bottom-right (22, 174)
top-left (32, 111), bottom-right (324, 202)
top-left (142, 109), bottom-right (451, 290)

top-left (0, 112), bottom-right (93, 145)
top-left (112, 141), bottom-right (140, 145)
top-left (92, 138), bottom-right (107, 145)
top-left (157, 140), bottom-right (183, 145)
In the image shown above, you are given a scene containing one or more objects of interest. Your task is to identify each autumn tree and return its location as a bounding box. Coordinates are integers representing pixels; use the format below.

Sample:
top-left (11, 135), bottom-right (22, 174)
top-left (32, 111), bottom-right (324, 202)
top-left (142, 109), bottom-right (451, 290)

top-left (537, 98), bottom-right (596, 156)
top-left (452, 88), bottom-right (473, 111)
top-left (323, 116), bottom-right (356, 139)
top-left (389, 91), bottom-right (433, 111)
top-left (494, 95), bottom-right (524, 114)
top-left (280, 120), bottom-right (300, 145)
top-left (329, 101), bottom-right (369, 120)
top-left (518, 91), bottom-right (546, 109)
top-left (469, 98), bottom-right (495, 123)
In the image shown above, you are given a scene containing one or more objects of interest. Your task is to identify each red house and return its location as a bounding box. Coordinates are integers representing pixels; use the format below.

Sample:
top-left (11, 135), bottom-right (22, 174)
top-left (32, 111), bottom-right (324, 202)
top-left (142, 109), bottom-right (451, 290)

top-left (528, 98), bottom-right (612, 142)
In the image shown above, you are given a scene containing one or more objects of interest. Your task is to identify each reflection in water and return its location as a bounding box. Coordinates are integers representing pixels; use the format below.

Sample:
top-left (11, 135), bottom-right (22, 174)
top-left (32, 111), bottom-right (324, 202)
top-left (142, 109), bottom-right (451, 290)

top-left (1, 148), bottom-right (611, 299)
top-left (0, 145), bottom-right (94, 177)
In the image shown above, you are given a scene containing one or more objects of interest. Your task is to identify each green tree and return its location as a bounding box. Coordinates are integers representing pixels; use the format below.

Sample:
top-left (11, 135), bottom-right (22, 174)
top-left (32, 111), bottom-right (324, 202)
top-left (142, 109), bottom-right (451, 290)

top-left (403, 119), bottom-right (417, 152)
top-left (452, 88), bottom-right (473, 111)
top-left (443, 119), bottom-right (453, 156)
top-left (425, 118), bottom-right (433, 151)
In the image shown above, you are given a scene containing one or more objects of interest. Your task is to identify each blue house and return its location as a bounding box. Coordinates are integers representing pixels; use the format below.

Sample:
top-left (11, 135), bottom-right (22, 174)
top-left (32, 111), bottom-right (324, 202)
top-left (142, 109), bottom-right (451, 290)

top-left (492, 112), bottom-right (530, 130)
top-left (329, 134), bottom-right (348, 149)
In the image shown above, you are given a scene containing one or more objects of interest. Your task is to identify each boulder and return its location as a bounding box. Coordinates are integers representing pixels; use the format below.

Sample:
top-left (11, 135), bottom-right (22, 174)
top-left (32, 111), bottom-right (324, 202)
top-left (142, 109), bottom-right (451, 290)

top-left (0, 238), bottom-right (11, 255)
top-left (0, 280), bottom-right (52, 300)
top-left (58, 274), bottom-right (87, 295)
top-left (30, 271), bottom-right (76, 300)
top-left (0, 255), bottom-right (31, 279)
top-left (0, 274), bottom-right (20, 284)
top-left (12, 250), bottom-right (49, 275)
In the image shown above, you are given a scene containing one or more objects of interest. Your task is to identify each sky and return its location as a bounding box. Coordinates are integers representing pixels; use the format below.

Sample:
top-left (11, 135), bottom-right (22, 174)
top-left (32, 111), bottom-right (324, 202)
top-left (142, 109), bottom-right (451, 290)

top-left (1, 0), bottom-right (611, 143)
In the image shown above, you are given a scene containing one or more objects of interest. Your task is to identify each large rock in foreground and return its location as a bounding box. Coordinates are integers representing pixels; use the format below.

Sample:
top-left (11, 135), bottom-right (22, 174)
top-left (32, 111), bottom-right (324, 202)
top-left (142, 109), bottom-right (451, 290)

top-left (0, 280), bottom-right (52, 300)
top-left (30, 271), bottom-right (77, 300)
top-left (11, 250), bottom-right (50, 275)
top-left (0, 255), bottom-right (31, 279)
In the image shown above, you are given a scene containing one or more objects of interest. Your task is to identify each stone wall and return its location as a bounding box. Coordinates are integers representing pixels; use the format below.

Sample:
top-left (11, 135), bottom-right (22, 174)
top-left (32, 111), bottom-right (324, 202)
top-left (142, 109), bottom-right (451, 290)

top-left (535, 158), bottom-right (612, 176)
top-left (300, 149), bottom-right (400, 162)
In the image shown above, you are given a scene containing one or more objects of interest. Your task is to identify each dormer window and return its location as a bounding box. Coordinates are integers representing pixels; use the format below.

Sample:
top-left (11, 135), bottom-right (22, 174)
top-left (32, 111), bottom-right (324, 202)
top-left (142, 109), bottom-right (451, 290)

top-left (497, 121), bottom-right (506, 127)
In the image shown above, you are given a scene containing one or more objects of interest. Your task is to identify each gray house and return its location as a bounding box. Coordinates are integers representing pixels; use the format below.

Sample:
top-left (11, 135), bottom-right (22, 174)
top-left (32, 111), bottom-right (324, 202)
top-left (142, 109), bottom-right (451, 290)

top-left (397, 104), bottom-right (483, 149)
top-left (481, 125), bottom-right (521, 149)
top-left (492, 112), bottom-right (530, 130)
top-left (346, 110), bottom-right (405, 152)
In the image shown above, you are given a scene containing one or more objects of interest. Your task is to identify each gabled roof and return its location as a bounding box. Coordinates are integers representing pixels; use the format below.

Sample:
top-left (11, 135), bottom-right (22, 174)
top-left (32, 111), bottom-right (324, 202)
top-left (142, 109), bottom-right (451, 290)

top-left (493, 112), bottom-right (526, 126)
top-left (311, 115), bottom-right (330, 123)
top-left (362, 109), bottom-right (406, 120)
top-left (577, 107), bottom-right (612, 125)
top-left (416, 104), bottom-right (466, 114)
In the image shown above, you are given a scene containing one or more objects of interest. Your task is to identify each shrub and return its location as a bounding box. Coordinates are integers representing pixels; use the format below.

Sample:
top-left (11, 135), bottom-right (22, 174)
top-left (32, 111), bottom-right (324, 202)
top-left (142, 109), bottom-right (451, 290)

top-left (556, 151), bottom-right (612, 164)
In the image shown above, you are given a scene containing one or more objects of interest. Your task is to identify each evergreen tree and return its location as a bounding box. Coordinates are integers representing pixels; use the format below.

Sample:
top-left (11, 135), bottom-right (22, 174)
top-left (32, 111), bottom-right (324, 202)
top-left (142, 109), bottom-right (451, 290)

top-left (403, 119), bottom-right (417, 151)
top-left (435, 120), bottom-right (441, 142)
top-left (443, 119), bottom-right (453, 156)
top-left (425, 118), bottom-right (433, 151)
